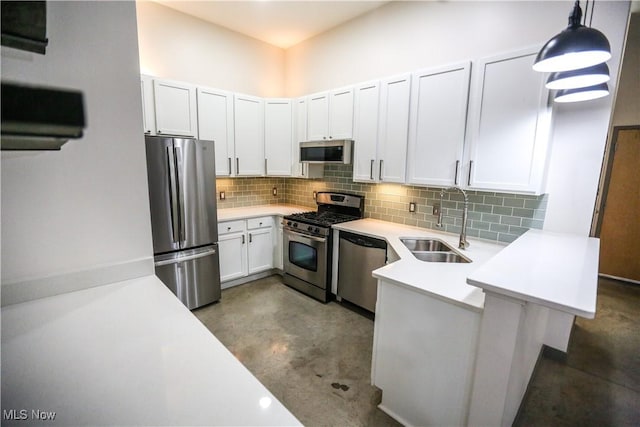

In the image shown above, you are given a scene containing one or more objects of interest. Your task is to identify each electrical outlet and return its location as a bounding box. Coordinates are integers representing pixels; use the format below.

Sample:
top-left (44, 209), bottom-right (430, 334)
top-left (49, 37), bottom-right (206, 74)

top-left (219, 191), bottom-right (226, 200)
top-left (409, 202), bottom-right (416, 213)
top-left (433, 203), bottom-right (440, 216)
top-left (313, 191), bottom-right (317, 199)
top-left (272, 187), bottom-right (277, 196)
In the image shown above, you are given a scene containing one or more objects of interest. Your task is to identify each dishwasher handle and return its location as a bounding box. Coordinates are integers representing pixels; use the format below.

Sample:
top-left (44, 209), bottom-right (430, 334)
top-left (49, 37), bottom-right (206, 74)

top-left (339, 231), bottom-right (387, 250)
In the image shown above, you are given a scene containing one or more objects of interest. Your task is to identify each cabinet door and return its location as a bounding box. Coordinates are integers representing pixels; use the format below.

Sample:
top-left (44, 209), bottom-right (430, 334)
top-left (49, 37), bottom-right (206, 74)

top-left (234, 94), bottom-right (265, 176)
top-left (140, 75), bottom-right (156, 135)
top-left (329, 87), bottom-right (354, 139)
top-left (466, 48), bottom-right (551, 194)
top-left (307, 92), bottom-right (329, 140)
top-left (248, 227), bottom-right (273, 274)
top-left (218, 232), bottom-right (248, 282)
top-left (153, 79), bottom-right (197, 137)
top-left (353, 81), bottom-right (380, 182)
top-left (197, 87), bottom-right (235, 176)
top-left (407, 63), bottom-right (471, 187)
top-left (265, 99), bottom-right (293, 176)
top-left (378, 74), bottom-right (411, 183)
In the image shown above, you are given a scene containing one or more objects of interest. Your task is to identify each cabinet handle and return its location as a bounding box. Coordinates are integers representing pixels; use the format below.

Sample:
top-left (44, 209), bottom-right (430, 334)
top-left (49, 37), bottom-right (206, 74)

top-left (301, 163), bottom-right (305, 176)
top-left (468, 160), bottom-right (474, 186)
top-left (228, 157), bottom-right (232, 176)
top-left (454, 160), bottom-right (460, 185)
top-left (329, 136), bottom-right (333, 139)
top-left (379, 159), bottom-right (383, 181)
top-left (157, 130), bottom-right (162, 134)
top-left (236, 158), bottom-right (240, 174)
top-left (370, 159), bottom-right (374, 180)
top-left (227, 226), bottom-right (231, 231)
top-left (249, 233), bottom-right (253, 243)
top-left (265, 158), bottom-right (268, 174)
top-left (242, 234), bottom-right (245, 244)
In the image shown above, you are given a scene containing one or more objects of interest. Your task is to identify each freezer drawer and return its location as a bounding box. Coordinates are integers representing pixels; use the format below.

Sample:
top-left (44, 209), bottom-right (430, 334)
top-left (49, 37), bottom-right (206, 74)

top-left (337, 231), bottom-right (387, 313)
top-left (154, 245), bottom-right (221, 310)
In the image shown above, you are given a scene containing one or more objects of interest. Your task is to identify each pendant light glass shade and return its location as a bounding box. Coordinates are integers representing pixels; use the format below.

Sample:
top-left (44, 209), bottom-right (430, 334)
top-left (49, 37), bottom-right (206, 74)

top-left (546, 63), bottom-right (610, 89)
top-left (554, 83), bottom-right (609, 103)
top-left (533, 1), bottom-right (611, 72)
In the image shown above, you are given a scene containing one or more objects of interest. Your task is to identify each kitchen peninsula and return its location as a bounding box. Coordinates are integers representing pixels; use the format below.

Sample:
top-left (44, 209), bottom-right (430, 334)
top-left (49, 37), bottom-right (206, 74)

top-left (333, 219), bottom-right (599, 427)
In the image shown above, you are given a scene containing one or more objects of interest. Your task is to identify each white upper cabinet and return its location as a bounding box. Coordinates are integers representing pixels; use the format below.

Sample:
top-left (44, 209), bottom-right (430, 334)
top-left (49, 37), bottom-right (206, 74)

top-left (329, 88), bottom-right (354, 139)
top-left (307, 93), bottom-right (329, 140)
top-left (465, 47), bottom-right (551, 195)
top-left (377, 74), bottom-right (412, 183)
top-left (307, 87), bottom-right (354, 141)
top-left (293, 98), bottom-right (323, 179)
top-left (197, 87), bottom-right (235, 176)
top-left (153, 79), bottom-right (198, 137)
top-left (264, 99), bottom-right (292, 176)
top-left (234, 94), bottom-right (265, 176)
top-left (353, 81), bottom-right (381, 182)
top-left (140, 75), bottom-right (156, 135)
top-left (407, 62), bottom-right (471, 187)
top-left (353, 75), bottom-right (411, 184)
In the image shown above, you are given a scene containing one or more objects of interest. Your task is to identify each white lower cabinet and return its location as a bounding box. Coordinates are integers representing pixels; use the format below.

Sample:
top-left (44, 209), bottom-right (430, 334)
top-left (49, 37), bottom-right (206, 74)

top-left (218, 217), bottom-right (276, 284)
top-left (247, 217), bottom-right (274, 274)
top-left (372, 279), bottom-right (480, 427)
top-left (218, 220), bottom-right (248, 282)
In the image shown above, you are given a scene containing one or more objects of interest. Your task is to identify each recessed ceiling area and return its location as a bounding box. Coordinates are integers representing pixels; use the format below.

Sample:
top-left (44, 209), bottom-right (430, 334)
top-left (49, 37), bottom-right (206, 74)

top-left (153, 1), bottom-right (390, 49)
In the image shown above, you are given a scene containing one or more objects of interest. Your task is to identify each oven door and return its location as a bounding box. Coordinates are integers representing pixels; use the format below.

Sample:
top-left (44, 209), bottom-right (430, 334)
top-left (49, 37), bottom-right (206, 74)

top-left (283, 228), bottom-right (328, 289)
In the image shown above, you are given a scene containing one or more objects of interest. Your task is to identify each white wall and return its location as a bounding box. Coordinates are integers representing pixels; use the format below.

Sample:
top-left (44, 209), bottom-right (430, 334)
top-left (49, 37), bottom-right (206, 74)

top-left (136, 1), bottom-right (285, 97)
top-left (284, 0), bottom-right (630, 236)
top-left (1, 2), bottom-right (153, 292)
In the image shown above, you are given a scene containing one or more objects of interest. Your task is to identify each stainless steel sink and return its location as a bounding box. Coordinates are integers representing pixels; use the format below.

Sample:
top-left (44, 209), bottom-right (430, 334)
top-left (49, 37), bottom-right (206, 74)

top-left (400, 238), bottom-right (471, 263)
top-left (411, 251), bottom-right (471, 263)
top-left (400, 238), bottom-right (453, 252)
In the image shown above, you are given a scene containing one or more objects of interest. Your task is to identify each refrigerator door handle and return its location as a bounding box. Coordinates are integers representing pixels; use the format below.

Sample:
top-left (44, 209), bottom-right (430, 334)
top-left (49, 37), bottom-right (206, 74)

top-left (174, 146), bottom-right (186, 245)
top-left (154, 247), bottom-right (218, 267)
top-left (166, 146), bottom-right (180, 244)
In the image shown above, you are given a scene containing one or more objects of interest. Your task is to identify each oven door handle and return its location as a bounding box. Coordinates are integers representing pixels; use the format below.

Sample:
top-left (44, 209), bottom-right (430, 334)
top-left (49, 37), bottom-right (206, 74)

top-left (285, 229), bottom-right (327, 243)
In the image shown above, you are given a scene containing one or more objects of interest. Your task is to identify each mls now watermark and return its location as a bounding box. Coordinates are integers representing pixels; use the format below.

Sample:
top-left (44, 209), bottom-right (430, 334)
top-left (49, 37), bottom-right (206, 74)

top-left (3, 409), bottom-right (57, 421)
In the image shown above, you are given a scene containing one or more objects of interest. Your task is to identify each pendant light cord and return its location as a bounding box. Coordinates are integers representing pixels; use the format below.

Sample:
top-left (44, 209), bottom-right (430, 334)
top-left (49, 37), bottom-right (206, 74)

top-left (584, 0), bottom-right (589, 26)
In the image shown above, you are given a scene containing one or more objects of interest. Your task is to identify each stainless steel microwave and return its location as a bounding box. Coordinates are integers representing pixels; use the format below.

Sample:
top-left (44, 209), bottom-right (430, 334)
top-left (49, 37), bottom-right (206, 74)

top-left (299, 140), bottom-right (352, 164)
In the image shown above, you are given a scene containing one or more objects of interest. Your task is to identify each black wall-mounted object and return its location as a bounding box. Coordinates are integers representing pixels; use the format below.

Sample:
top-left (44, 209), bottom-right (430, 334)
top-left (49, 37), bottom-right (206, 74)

top-left (1, 82), bottom-right (86, 151)
top-left (1, 1), bottom-right (48, 54)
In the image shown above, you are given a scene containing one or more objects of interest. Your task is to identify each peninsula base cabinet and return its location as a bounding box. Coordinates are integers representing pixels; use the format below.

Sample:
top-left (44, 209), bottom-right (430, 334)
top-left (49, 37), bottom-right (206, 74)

top-left (372, 279), bottom-right (481, 427)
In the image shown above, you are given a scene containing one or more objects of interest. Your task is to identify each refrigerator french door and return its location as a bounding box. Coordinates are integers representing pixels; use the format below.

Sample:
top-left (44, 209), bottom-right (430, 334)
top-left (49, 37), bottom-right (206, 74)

top-left (145, 136), bottom-right (221, 309)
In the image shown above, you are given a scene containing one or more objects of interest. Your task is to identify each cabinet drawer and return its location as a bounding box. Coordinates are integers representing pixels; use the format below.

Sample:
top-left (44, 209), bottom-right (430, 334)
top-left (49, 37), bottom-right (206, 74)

top-left (218, 220), bottom-right (246, 235)
top-left (247, 216), bottom-right (273, 230)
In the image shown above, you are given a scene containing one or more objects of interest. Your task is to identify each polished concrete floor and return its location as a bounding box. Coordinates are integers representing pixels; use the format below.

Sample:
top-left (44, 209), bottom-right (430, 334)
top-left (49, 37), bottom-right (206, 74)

top-left (194, 276), bottom-right (640, 426)
top-left (515, 277), bottom-right (640, 426)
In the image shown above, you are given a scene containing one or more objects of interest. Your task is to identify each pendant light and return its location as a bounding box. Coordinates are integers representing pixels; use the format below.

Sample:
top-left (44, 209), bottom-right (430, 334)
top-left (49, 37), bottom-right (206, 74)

top-left (546, 62), bottom-right (610, 89)
top-left (533, 0), bottom-right (611, 72)
top-left (554, 83), bottom-right (609, 103)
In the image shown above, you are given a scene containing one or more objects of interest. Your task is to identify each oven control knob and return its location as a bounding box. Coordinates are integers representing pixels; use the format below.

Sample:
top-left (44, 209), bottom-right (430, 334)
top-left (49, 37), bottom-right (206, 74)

top-left (315, 228), bottom-right (320, 234)
top-left (293, 223), bottom-right (298, 228)
top-left (286, 221), bottom-right (292, 226)
top-left (307, 226), bottom-right (313, 232)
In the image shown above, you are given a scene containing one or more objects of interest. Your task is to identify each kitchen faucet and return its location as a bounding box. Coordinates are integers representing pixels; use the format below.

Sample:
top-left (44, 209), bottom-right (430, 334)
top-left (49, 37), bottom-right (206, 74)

top-left (436, 186), bottom-right (470, 250)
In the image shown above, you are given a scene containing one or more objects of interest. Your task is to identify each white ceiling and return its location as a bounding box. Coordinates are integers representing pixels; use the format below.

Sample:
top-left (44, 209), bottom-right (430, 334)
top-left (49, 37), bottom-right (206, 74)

top-left (154, 1), bottom-right (390, 49)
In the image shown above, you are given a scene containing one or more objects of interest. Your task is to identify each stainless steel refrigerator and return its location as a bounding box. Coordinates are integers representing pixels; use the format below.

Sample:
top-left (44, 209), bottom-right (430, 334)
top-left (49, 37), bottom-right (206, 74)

top-left (144, 135), bottom-right (221, 309)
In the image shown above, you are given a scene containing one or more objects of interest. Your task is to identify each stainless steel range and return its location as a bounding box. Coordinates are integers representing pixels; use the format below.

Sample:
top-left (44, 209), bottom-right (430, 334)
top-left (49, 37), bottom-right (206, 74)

top-left (283, 192), bottom-right (365, 302)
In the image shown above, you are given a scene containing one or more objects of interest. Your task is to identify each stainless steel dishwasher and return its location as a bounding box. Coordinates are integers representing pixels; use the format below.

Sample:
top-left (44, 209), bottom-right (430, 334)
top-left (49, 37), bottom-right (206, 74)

top-left (337, 231), bottom-right (387, 313)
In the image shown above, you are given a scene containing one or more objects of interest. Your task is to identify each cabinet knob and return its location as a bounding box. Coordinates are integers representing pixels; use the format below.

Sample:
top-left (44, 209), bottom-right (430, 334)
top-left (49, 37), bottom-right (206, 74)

top-left (227, 226), bottom-right (231, 231)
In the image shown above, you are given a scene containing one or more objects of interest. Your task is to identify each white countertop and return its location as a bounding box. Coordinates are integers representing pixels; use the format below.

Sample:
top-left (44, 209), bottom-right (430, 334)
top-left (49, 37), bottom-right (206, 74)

top-left (333, 219), bottom-right (505, 311)
top-left (1, 275), bottom-right (301, 426)
top-left (217, 204), bottom-right (309, 222)
top-left (467, 229), bottom-right (599, 318)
